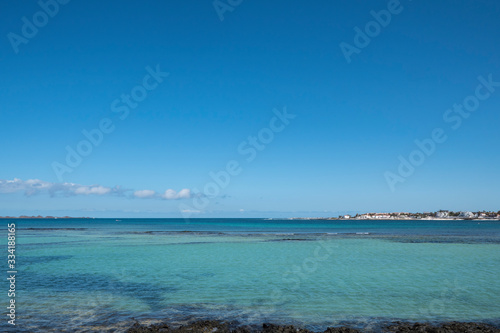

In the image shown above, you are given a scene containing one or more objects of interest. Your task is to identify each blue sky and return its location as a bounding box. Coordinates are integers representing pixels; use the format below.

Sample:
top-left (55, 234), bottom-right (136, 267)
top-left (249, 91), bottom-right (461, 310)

top-left (1, 0), bottom-right (499, 217)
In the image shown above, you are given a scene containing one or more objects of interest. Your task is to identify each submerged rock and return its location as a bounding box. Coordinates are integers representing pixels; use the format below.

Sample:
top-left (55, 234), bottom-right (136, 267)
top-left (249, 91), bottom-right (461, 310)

top-left (262, 323), bottom-right (313, 333)
top-left (384, 321), bottom-right (500, 332)
top-left (126, 320), bottom-right (500, 333)
top-left (127, 320), bottom-right (237, 333)
top-left (324, 328), bottom-right (362, 333)
top-left (125, 321), bottom-right (358, 333)
top-left (127, 321), bottom-right (171, 333)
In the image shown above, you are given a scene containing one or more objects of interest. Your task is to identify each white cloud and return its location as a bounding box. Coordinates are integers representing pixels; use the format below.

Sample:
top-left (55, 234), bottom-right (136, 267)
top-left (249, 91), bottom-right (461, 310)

top-left (74, 186), bottom-right (112, 195)
top-left (134, 190), bottom-right (156, 198)
top-left (0, 178), bottom-right (119, 197)
top-left (177, 188), bottom-right (191, 199)
top-left (162, 189), bottom-right (177, 200)
top-left (0, 178), bottom-right (34, 194)
top-left (0, 178), bottom-right (192, 201)
top-left (161, 188), bottom-right (192, 200)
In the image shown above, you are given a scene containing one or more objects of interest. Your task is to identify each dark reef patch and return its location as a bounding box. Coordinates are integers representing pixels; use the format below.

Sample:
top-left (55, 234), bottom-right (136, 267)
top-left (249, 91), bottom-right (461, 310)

top-left (126, 320), bottom-right (500, 333)
top-left (18, 255), bottom-right (73, 267)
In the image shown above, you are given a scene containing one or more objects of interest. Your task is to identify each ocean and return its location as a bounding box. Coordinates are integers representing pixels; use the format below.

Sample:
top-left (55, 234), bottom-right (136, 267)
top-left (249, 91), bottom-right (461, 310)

top-left (3, 218), bottom-right (500, 332)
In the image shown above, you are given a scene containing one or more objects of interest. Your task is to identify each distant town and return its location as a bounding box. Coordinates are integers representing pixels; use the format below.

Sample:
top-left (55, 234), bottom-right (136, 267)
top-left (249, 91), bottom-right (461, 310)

top-left (294, 210), bottom-right (500, 220)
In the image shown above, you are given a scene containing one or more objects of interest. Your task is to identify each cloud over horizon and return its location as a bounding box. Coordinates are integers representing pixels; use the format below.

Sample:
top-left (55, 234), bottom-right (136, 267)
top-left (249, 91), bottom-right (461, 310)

top-left (0, 178), bottom-right (192, 200)
top-left (133, 188), bottom-right (192, 200)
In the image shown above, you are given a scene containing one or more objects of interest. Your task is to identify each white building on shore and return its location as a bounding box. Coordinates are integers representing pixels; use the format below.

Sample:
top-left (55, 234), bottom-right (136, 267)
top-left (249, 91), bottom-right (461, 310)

top-left (436, 210), bottom-right (449, 218)
top-left (458, 211), bottom-right (476, 219)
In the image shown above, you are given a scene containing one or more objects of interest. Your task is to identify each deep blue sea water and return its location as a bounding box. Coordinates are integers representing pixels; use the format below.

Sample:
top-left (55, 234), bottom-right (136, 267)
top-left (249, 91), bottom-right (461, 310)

top-left (2, 218), bottom-right (500, 332)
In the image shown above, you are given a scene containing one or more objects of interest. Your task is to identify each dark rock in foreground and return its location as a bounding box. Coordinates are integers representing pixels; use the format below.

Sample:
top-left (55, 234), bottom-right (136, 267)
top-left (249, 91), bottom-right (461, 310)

top-left (126, 320), bottom-right (500, 333)
top-left (385, 321), bottom-right (500, 332)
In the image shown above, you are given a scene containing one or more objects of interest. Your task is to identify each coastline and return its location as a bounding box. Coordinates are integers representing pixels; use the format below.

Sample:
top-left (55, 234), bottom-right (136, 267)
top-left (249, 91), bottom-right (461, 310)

top-left (125, 319), bottom-right (500, 333)
top-left (2, 209), bottom-right (499, 221)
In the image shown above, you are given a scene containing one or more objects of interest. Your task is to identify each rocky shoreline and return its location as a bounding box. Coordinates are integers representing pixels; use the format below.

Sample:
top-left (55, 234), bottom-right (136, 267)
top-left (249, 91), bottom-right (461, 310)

top-left (126, 320), bottom-right (500, 333)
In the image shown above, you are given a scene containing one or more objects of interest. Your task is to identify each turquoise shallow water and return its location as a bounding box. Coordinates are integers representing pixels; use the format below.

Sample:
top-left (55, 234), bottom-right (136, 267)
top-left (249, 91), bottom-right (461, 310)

top-left (3, 218), bottom-right (500, 332)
